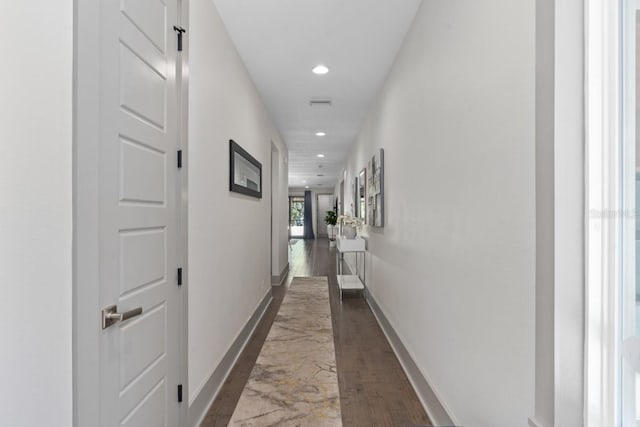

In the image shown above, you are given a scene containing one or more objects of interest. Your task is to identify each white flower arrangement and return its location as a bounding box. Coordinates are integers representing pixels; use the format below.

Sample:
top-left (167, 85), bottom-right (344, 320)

top-left (338, 212), bottom-right (364, 231)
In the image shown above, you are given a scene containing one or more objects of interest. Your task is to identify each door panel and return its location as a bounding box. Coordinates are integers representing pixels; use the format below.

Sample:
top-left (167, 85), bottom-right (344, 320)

top-left (119, 228), bottom-right (166, 294)
top-left (120, 139), bottom-right (166, 204)
top-left (121, 0), bottom-right (167, 53)
top-left (119, 44), bottom-right (167, 129)
top-left (99, 0), bottom-right (180, 425)
top-left (120, 304), bottom-right (167, 388)
top-left (120, 380), bottom-right (166, 427)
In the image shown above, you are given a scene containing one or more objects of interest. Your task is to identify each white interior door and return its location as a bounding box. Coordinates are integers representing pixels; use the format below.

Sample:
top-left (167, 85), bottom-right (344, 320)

top-left (317, 195), bottom-right (334, 237)
top-left (98, 0), bottom-right (181, 425)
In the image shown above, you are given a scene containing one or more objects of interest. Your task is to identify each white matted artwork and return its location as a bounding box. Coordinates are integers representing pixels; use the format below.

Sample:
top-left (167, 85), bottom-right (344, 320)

top-left (367, 148), bottom-right (384, 227)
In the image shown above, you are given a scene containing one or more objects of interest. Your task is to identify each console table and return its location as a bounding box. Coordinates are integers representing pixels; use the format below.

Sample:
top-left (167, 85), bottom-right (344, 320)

top-left (336, 236), bottom-right (366, 300)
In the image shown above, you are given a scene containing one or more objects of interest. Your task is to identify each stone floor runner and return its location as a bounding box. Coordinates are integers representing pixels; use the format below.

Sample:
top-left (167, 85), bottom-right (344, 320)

top-left (228, 276), bottom-right (342, 426)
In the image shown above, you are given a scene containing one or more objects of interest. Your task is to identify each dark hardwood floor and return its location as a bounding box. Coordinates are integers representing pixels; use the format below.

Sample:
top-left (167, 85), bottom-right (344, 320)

top-left (200, 238), bottom-right (431, 427)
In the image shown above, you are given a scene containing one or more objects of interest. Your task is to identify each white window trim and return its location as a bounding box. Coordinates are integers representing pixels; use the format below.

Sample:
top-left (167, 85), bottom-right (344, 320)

top-left (585, 0), bottom-right (622, 426)
top-left (620, 2), bottom-right (638, 426)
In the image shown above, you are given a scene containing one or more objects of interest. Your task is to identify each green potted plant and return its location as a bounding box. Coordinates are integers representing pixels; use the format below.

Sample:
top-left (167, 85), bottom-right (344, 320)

top-left (325, 210), bottom-right (338, 247)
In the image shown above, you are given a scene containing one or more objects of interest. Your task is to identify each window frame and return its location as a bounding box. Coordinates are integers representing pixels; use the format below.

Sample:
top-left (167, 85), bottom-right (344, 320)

top-left (584, 0), bottom-right (624, 425)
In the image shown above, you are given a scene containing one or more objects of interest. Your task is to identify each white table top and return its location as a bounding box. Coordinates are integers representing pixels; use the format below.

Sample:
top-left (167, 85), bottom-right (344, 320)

top-left (336, 236), bottom-right (366, 252)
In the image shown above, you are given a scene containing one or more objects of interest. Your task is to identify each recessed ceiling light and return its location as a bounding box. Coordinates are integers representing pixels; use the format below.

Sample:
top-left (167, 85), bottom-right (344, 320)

top-left (317, 154), bottom-right (325, 158)
top-left (305, 186), bottom-right (309, 189)
top-left (312, 65), bottom-right (330, 75)
top-left (315, 132), bottom-right (326, 137)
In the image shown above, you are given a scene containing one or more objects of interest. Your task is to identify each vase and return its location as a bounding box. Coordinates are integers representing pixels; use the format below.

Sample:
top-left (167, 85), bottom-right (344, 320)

top-left (326, 224), bottom-right (335, 240)
top-left (342, 225), bottom-right (357, 239)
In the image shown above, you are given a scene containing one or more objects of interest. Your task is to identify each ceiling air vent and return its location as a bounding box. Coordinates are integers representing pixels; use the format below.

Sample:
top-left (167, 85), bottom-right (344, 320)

top-left (310, 98), bottom-right (332, 107)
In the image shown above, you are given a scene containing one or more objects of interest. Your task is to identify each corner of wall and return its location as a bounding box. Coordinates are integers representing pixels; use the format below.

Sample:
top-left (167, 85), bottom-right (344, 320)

top-left (188, 290), bottom-right (273, 427)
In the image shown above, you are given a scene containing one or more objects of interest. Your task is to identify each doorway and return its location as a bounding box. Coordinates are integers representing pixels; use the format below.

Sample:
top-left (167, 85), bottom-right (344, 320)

top-left (271, 143), bottom-right (279, 276)
top-left (316, 194), bottom-right (335, 238)
top-left (289, 196), bottom-right (305, 238)
top-left (339, 180), bottom-right (345, 216)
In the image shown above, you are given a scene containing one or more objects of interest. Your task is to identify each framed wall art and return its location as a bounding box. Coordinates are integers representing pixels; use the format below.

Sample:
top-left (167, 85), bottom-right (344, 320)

top-left (229, 139), bottom-right (262, 199)
top-left (367, 148), bottom-right (384, 227)
top-left (358, 168), bottom-right (366, 223)
top-left (353, 176), bottom-right (359, 217)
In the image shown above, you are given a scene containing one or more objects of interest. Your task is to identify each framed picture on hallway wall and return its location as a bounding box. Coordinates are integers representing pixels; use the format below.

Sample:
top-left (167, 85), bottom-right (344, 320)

top-left (358, 168), bottom-right (366, 223)
top-left (367, 148), bottom-right (384, 227)
top-left (229, 139), bottom-right (262, 198)
top-left (353, 176), bottom-right (359, 217)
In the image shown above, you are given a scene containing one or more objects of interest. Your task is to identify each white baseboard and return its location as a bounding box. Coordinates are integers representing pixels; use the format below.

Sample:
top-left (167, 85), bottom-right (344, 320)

top-left (271, 262), bottom-right (289, 285)
top-left (365, 289), bottom-right (458, 427)
top-left (528, 416), bottom-right (548, 427)
top-left (188, 290), bottom-right (273, 427)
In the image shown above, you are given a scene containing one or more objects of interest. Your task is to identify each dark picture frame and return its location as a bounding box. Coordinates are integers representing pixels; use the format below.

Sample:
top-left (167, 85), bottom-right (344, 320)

top-left (229, 139), bottom-right (262, 199)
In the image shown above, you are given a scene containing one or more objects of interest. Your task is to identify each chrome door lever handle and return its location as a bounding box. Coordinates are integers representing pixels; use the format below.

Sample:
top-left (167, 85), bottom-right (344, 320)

top-left (102, 305), bottom-right (143, 329)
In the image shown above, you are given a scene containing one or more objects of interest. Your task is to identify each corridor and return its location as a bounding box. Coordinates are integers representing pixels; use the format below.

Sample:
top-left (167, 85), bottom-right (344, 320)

top-left (200, 239), bottom-right (430, 426)
top-left (4, 0), bottom-right (602, 424)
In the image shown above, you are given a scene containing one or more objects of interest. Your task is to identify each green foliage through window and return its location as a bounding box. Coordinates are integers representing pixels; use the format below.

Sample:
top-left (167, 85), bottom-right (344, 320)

top-left (290, 197), bottom-right (304, 226)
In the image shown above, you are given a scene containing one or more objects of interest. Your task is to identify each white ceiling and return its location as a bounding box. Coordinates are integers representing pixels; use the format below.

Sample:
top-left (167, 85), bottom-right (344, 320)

top-left (213, 0), bottom-right (422, 189)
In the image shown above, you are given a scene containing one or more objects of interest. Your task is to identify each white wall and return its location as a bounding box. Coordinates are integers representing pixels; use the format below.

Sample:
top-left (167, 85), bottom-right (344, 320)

top-left (342, 1), bottom-right (535, 425)
top-left (272, 146), bottom-right (289, 277)
top-left (0, 1), bottom-right (73, 425)
top-left (188, 0), bottom-right (288, 407)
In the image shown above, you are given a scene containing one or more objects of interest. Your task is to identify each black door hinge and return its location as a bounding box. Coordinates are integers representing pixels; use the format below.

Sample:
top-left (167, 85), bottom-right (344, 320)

top-left (177, 384), bottom-right (183, 403)
top-left (177, 268), bottom-right (183, 286)
top-left (177, 150), bottom-right (182, 168)
top-left (173, 26), bottom-right (186, 51)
